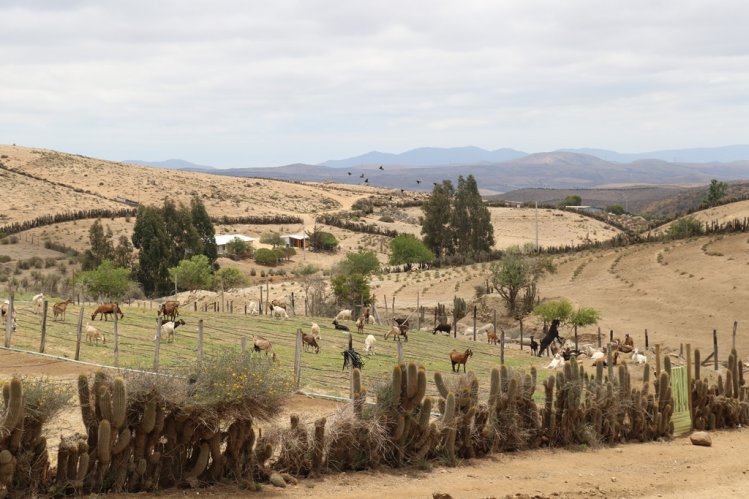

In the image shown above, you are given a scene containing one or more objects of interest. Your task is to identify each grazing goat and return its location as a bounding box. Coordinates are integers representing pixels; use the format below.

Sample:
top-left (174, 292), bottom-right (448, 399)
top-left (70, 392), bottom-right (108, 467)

top-left (332, 319), bottom-right (349, 332)
top-left (367, 315), bottom-right (376, 325)
top-left (364, 334), bottom-right (377, 355)
top-left (530, 335), bottom-right (539, 356)
top-left (302, 331), bottom-right (320, 354)
top-left (32, 293), bottom-right (44, 314)
top-left (91, 303), bottom-right (124, 322)
top-left (384, 324), bottom-right (408, 342)
top-left (85, 323), bottom-right (106, 346)
top-left (616, 337), bottom-right (633, 354)
top-left (271, 298), bottom-right (287, 310)
top-left (247, 301), bottom-right (258, 315)
top-left (356, 316), bottom-right (365, 334)
top-left (624, 334), bottom-right (634, 348)
top-left (155, 319), bottom-right (186, 343)
top-left (341, 347), bottom-right (364, 370)
top-left (158, 301), bottom-right (180, 322)
top-left (272, 306), bottom-right (289, 319)
top-left (335, 309), bottom-right (352, 321)
top-left (393, 318), bottom-right (409, 329)
top-left (310, 322), bottom-right (321, 340)
top-left (632, 348), bottom-right (647, 365)
top-left (433, 323), bottom-right (451, 335)
top-left (590, 350), bottom-right (605, 362)
top-left (252, 335), bottom-right (276, 360)
top-left (450, 349), bottom-right (473, 373)
top-left (538, 319), bottom-right (564, 357)
top-left (487, 329), bottom-right (499, 345)
top-left (53, 299), bottom-right (74, 321)
top-left (547, 353), bottom-right (564, 369)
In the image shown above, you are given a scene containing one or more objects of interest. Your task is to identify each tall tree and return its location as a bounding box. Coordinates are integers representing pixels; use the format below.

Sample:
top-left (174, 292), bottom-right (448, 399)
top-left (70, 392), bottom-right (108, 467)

top-left (421, 180), bottom-right (454, 258)
top-left (451, 175), bottom-right (494, 258)
top-left (132, 205), bottom-right (172, 296)
top-left (389, 234), bottom-right (434, 265)
top-left (113, 235), bottom-right (135, 270)
top-left (191, 197), bottom-right (217, 265)
top-left (703, 179), bottom-right (728, 207)
top-left (168, 255), bottom-right (213, 292)
top-left (83, 219), bottom-right (115, 270)
top-left (162, 199), bottom-right (200, 266)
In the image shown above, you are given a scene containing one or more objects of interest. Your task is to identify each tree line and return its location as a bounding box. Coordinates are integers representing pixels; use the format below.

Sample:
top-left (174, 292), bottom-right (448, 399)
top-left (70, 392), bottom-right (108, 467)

top-left (0, 208), bottom-right (138, 237)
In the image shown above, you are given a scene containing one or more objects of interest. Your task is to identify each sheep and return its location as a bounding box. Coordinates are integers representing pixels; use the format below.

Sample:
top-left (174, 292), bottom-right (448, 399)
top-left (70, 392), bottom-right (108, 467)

top-left (271, 298), bottom-right (287, 310)
top-left (252, 335), bottom-right (276, 360)
top-left (85, 323), bottom-right (106, 346)
top-left (632, 348), bottom-right (647, 365)
top-left (547, 353), bottom-right (564, 369)
top-left (583, 345), bottom-right (602, 358)
top-left (335, 309), bottom-right (352, 321)
top-left (272, 306), bottom-right (289, 320)
top-left (364, 334), bottom-right (377, 355)
top-left (332, 319), bottom-right (349, 332)
top-left (155, 319), bottom-right (186, 343)
top-left (450, 349), bottom-right (473, 373)
top-left (310, 322), bottom-right (321, 340)
top-left (433, 323), bottom-right (451, 335)
top-left (355, 316), bottom-right (365, 334)
top-left (590, 350), bottom-right (605, 362)
top-left (367, 315), bottom-right (376, 325)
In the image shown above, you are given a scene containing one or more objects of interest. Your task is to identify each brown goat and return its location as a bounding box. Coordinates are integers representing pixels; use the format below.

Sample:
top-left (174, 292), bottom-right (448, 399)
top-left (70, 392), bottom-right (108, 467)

top-left (487, 329), bottom-right (499, 345)
top-left (301, 330), bottom-right (320, 354)
top-left (53, 299), bottom-right (74, 321)
top-left (252, 335), bottom-right (276, 361)
top-left (356, 316), bottom-right (365, 334)
top-left (158, 301), bottom-right (179, 322)
top-left (91, 303), bottom-right (124, 321)
top-left (450, 348), bottom-right (473, 373)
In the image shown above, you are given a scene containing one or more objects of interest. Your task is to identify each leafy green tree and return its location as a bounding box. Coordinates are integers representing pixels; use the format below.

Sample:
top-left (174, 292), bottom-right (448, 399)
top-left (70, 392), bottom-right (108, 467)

top-left (162, 198), bottom-right (200, 265)
top-left (533, 298), bottom-right (574, 323)
top-left (214, 267), bottom-right (247, 291)
top-left (226, 238), bottom-right (253, 260)
top-left (389, 234), bottom-right (434, 265)
top-left (606, 204), bottom-right (625, 215)
top-left (113, 235), bottom-right (134, 270)
top-left (82, 219), bottom-right (115, 270)
top-left (559, 195), bottom-right (582, 207)
top-left (308, 229), bottom-right (338, 252)
top-left (331, 273), bottom-right (372, 307)
top-left (169, 255), bottom-right (213, 292)
top-left (75, 260), bottom-right (133, 301)
top-left (260, 232), bottom-right (285, 248)
top-left (703, 179), bottom-right (728, 207)
top-left (491, 253), bottom-right (555, 316)
top-left (191, 197), bottom-right (217, 265)
top-left (421, 180), bottom-right (454, 258)
top-left (341, 249), bottom-right (380, 276)
top-left (666, 217), bottom-right (703, 239)
top-left (132, 205), bottom-right (172, 296)
top-left (254, 248), bottom-right (281, 266)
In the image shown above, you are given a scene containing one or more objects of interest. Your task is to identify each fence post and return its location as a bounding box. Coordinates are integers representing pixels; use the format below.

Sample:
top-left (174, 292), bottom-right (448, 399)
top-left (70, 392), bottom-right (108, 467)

top-left (598, 326), bottom-right (601, 348)
top-left (733, 321), bottom-right (737, 350)
top-left (241, 335), bottom-right (248, 353)
top-left (713, 329), bottom-right (718, 371)
top-left (113, 307), bottom-right (119, 368)
top-left (39, 300), bottom-right (48, 353)
top-left (194, 301), bottom-right (197, 312)
top-left (686, 343), bottom-right (693, 419)
top-left (154, 318), bottom-right (162, 372)
top-left (645, 329), bottom-right (649, 349)
top-left (4, 292), bottom-right (14, 348)
top-left (266, 282), bottom-right (270, 315)
top-left (416, 292), bottom-right (420, 331)
top-left (259, 286), bottom-right (263, 315)
top-left (397, 339), bottom-right (404, 364)
top-left (198, 319), bottom-right (204, 363)
top-left (384, 295), bottom-right (388, 313)
top-left (610, 329), bottom-right (614, 343)
top-left (295, 329), bottom-right (303, 389)
top-left (75, 306), bottom-right (84, 361)
top-left (519, 317), bottom-right (524, 351)
top-left (472, 306), bottom-right (477, 342)
top-left (392, 295), bottom-right (395, 314)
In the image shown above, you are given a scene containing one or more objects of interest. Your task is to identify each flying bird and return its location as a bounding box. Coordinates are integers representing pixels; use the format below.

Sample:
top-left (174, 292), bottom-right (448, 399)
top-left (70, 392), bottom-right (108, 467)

top-left (400, 189), bottom-right (405, 193)
top-left (433, 182), bottom-right (438, 186)
top-left (347, 172), bottom-right (351, 176)
top-left (364, 178), bottom-right (369, 184)
top-left (416, 180), bottom-right (421, 184)
top-left (378, 165), bottom-right (384, 170)
top-left (360, 173), bottom-right (365, 178)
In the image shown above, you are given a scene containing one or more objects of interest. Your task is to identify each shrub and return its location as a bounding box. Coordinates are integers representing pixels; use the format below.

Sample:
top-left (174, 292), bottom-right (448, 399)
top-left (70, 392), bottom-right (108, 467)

top-left (379, 215), bottom-right (395, 223)
top-left (255, 248), bottom-right (281, 266)
top-left (666, 217), bottom-right (703, 239)
top-left (0, 255), bottom-right (10, 263)
top-left (44, 257), bottom-right (56, 268)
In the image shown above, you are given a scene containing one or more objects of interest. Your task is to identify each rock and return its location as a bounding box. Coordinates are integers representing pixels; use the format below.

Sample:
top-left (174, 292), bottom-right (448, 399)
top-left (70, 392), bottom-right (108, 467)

top-left (690, 431), bottom-right (712, 447)
top-left (270, 471), bottom-right (287, 488)
top-left (433, 493), bottom-right (453, 499)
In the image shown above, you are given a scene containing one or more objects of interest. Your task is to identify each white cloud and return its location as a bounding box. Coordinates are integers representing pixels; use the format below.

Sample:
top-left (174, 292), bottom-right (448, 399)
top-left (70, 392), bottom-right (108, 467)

top-left (1, 0), bottom-right (748, 166)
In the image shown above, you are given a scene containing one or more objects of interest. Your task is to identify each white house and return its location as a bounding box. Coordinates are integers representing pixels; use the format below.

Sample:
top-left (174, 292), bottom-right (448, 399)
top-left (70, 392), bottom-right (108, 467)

top-left (215, 234), bottom-right (257, 256)
top-left (281, 232), bottom-right (309, 249)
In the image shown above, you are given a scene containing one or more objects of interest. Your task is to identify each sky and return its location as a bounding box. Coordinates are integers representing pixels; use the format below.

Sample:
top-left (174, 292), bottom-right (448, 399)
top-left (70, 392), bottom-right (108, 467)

top-left (1, 0), bottom-right (748, 168)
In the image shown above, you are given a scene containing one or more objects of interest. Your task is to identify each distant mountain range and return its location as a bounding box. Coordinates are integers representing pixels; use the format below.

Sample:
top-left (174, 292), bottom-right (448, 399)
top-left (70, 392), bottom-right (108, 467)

top-left (124, 145), bottom-right (749, 194)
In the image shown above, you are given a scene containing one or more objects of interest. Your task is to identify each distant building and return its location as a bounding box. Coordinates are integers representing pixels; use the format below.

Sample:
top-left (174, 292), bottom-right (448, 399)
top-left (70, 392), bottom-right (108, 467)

top-left (215, 234), bottom-right (257, 256)
top-left (281, 232), bottom-right (309, 249)
top-left (565, 205), bottom-right (604, 215)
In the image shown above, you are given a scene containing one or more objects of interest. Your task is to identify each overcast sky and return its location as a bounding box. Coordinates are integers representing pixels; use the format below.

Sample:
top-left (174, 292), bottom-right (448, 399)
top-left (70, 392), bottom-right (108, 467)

top-left (1, 1), bottom-right (748, 167)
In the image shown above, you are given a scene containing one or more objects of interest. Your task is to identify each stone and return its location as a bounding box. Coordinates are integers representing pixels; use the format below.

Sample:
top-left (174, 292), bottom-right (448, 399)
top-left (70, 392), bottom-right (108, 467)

top-left (690, 431), bottom-right (712, 447)
top-left (269, 471), bottom-right (287, 488)
top-left (433, 493), bottom-right (453, 499)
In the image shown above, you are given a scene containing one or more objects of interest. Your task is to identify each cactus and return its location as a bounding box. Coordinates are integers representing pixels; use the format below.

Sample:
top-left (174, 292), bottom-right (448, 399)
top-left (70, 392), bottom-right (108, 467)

top-left (310, 417), bottom-right (326, 476)
top-left (112, 378), bottom-right (127, 430)
top-left (97, 419), bottom-right (112, 465)
top-left (2, 377), bottom-right (23, 431)
top-left (185, 442), bottom-right (209, 481)
top-left (390, 366), bottom-right (402, 409)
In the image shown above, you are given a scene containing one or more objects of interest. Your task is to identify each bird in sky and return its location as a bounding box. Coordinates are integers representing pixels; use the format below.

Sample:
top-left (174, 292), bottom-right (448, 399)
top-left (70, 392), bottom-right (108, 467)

top-left (416, 180), bottom-right (421, 184)
top-left (379, 165), bottom-right (384, 170)
top-left (433, 182), bottom-right (438, 186)
top-left (347, 172), bottom-right (351, 176)
top-left (364, 178), bottom-right (369, 184)
top-left (360, 173), bottom-right (365, 178)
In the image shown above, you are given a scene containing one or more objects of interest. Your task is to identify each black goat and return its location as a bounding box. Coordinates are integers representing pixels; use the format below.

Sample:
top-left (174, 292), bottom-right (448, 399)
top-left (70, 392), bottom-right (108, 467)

top-left (433, 323), bottom-right (451, 335)
top-left (530, 335), bottom-right (539, 356)
top-left (332, 319), bottom-right (350, 332)
top-left (538, 319), bottom-right (564, 357)
top-left (342, 348), bottom-right (364, 370)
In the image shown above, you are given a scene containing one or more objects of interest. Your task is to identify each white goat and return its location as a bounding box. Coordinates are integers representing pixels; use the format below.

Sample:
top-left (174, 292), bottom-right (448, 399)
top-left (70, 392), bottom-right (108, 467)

top-left (247, 301), bottom-right (258, 315)
top-left (547, 353), bottom-right (564, 369)
top-left (85, 323), bottom-right (106, 346)
top-left (367, 315), bottom-right (376, 325)
top-left (590, 350), bottom-right (605, 362)
top-left (364, 334), bottom-right (377, 355)
top-left (32, 293), bottom-right (44, 314)
top-left (155, 319), bottom-right (186, 342)
top-left (335, 309), bottom-right (352, 321)
top-left (310, 322), bottom-right (321, 340)
top-left (632, 348), bottom-right (647, 365)
top-left (272, 306), bottom-right (289, 320)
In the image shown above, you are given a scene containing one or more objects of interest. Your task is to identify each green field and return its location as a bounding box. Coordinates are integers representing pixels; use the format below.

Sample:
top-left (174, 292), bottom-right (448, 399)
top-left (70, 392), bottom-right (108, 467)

top-left (6, 296), bottom-right (548, 400)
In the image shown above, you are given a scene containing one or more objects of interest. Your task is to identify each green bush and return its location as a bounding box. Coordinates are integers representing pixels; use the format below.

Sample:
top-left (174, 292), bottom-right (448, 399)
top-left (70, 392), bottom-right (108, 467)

top-left (255, 248), bottom-right (281, 266)
top-left (666, 217), bottom-right (703, 239)
top-left (0, 255), bottom-right (10, 263)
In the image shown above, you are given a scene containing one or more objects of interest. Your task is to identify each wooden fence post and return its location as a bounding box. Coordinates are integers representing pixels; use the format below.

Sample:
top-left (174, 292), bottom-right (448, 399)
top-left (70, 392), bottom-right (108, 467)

top-left (4, 292), bottom-right (14, 348)
top-left (597, 326), bottom-right (601, 348)
top-left (392, 295), bottom-right (395, 314)
top-left (194, 301), bottom-right (197, 312)
top-left (610, 329), bottom-right (614, 343)
top-left (519, 317), bottom-right (524, 351)
top-left (295, 329), bottom-right (303, 389)
top-left (416, 292), bottom-right (420, 331)
top-left (39, 300), bottom-right (48, 353)
top-left (686, 343), bottom-right (692, 419)
top-left (384, 294), bottom-right (388, 313)
top-left (241, 336), bottom-right (248, 353)
top-left (260, 286), bottom-right (264, 315)
top-left (733, 321), bottom-right (737, 350)
top-left (153, 318), bottom-right (162, 372)
top-left (645, 329), bottom-right (649, 349)
top-left (113, 306), bottom-right (119, 368)
top-left (75, 306), bottom-right (84, 361)
top-left (266, 282), bottom-right (270, 315)
top-left (473, 306), bottom-right (477, 342)
top-left (713, 329), bottom-right (718, 371)
top-left (198, 319), bottom-right (204, 363)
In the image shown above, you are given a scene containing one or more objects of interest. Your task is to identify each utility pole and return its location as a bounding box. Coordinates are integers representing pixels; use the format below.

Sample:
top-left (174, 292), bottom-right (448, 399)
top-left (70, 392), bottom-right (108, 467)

top-left (535, 201), bottom-right (539, 252)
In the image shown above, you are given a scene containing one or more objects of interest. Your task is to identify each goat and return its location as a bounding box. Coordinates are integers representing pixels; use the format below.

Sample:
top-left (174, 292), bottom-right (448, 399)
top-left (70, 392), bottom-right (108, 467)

top-left (85, 323), bottom-right (106, 346)
top-left (332, 319), bottom-right (349, 332)
top-left (450, 349), bottom-right (473, 373)
top-left (355, 316), bottom-right (365, 334)
top-left (487, 329), bottom-right (499, 345)
top-left (272, 306), bottom-right (289, 319)
top-left (341, 347), bottom-right (364, 370)
top-left (364, 334), bottom-right (376, 355)
top-left (91, 303), bottom-right (124, 322)
top-left (433, 323), bottom-right (451, 335)
top-left (367, 315), bottom-right (376, 325)
top-left (530, 335), bottom-right (539, 356)
top-left (616, 338), bottom-right (633, 354)
top-left (1, 302), bottom-right (16, 331)
top-left (302, 331), bottom-right (320, 353)
top-left (252, 335), bottom-right (276, 360)
top-left (53, 299), bottom-right (74, 321)
top-left (590, 350), bottom-right (605, 362)
top-left (384, 324), bottom-right (408, 342)
top-left (310, 322), bottom-right (321, 340)
top-left (271, 298), bottom-right (287, 310)
top-left (155, 319), bottom-right (186, 343)
top-left (632, 348), bottom-right (647, 365)
top-left (158, 301), bottom-right (180, 322)
top-left (335, 309), bottom-right (352, 321)
top-left (32, 293), bottom-right (44, 314)
top-left (393, 318), bottom-right (409, 329)
top-left (538, 319), bottom-right (564, 357)
top-left (247, 301), bottom-right (258, 315)
top-left (624, 334), bottom-right (634, 348)
top-left (547, 353), bottom-right (564, 369)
